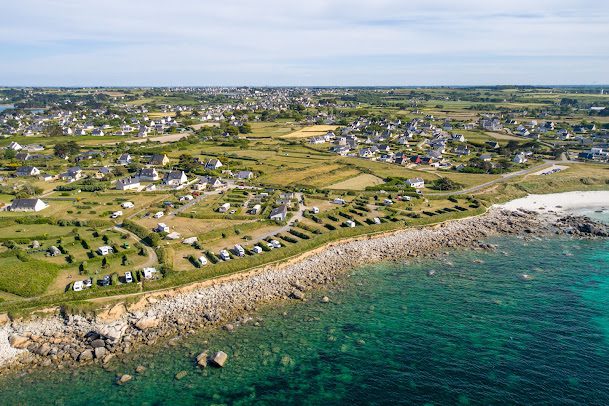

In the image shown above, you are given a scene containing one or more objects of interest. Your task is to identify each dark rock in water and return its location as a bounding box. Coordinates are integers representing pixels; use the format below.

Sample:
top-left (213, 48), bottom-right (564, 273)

top-left (209, 351), bottom-right (228, 367)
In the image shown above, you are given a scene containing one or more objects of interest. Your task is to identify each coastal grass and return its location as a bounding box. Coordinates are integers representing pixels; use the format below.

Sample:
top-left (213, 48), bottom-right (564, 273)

top-left (0, 206), bottom-right (486, 315)
top-left (0, 255), bottom-right (61, 297)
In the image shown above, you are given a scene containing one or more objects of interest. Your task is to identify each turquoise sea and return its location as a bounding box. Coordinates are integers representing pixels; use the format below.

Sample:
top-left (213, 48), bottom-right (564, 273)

top-left (1, 212), bottom-right (609, 405)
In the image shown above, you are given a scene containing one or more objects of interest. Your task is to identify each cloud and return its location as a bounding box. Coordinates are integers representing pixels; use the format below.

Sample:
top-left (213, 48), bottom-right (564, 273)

top-left (0, 0), bottom-right (607, 85)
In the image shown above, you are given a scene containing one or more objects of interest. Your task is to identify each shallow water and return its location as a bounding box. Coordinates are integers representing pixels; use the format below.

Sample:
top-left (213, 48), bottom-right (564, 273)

top-left (2, 213), bottom-right (609, 405)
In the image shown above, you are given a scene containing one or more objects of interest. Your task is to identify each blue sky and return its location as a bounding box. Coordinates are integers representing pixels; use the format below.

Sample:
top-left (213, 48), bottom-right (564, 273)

top-left (1, 0), bottom-right (607, 86)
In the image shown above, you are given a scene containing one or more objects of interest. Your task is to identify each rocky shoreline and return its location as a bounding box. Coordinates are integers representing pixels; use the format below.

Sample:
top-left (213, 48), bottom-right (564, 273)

top-left (1, 207), bottom-right (608, 375)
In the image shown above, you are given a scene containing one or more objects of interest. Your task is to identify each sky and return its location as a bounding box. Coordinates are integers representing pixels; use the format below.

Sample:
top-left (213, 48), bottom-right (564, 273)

top-left (1, 0), bottom-right (608, 86)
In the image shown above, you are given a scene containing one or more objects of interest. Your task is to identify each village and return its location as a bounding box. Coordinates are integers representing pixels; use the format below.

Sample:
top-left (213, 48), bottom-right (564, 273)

top-left (0, 86), bottom-right (608, 310)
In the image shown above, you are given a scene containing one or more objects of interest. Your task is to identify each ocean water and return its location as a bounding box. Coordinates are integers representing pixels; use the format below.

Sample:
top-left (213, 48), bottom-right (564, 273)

top-left (1, 213), bottom-right (609, 405)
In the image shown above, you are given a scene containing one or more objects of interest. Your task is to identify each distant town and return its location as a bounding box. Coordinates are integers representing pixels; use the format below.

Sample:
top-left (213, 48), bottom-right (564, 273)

top-left (0, 86), bottom-right (608, 310)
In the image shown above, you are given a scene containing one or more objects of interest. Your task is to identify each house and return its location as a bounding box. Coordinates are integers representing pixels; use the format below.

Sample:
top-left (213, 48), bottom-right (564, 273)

top-left (138, 168), bottom-right (160, 182)
top-left (513, 152), bottom-right (528, 164)
top-left (15, 166), bottom-right (40, 177)
top-left (97, 246), bottom-right (114, 256)
top-left (8, 198), bottom-right (48, 212)
top-left (455, 145), bottom-right (470, 156)
top-left (480, 154), bottom-right (493, 162)
top-left (218, 203), bottom-right (231, 213)
top-left (485, 141), bottom-right (500, 150)
top-left (205, 158), bottom-right (223, 170)
top-left (40, 173), bottom-right (56, 182)
top-left (154, 223), bottom-right (170, 233)
top-left (61, 167), bottom-right (83, 182)
top-left (236, 170), bottom-right (254, 179)
top-left (117, 153), bottom-right (132, 165)
top-left (149, 154), bottom-right (169, 166)
top-left (116, 177), bottom-right (140, 191)
top-left (7, 141), bottom-right (22, 151)
top-left (15, 152), bottom-right (32, 161)
top-left (164, 170), bottom-right (188, 186)
top-left (269, 205), bottom-right (288, 222)
top-left (406, 177), bottom-right (425, 188)
top-left (199, 176), bottom-right (223, 189)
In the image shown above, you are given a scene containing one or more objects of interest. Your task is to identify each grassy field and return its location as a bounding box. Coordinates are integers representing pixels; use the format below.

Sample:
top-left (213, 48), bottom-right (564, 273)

top-left (280, 125), bottom-right (338, 139)
top-left (0, 255), bottom-right (61, 297)
top-left (327, 173), bottom-right (385, 190)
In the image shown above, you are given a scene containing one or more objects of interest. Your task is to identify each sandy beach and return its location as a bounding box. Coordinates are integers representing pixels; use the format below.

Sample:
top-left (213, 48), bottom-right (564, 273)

top-left (496, 191), bottom-right (609, 213)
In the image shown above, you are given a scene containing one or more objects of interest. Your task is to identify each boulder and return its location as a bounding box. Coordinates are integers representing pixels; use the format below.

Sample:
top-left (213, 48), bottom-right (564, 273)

top-left (117, 374), bottom-right (132, 385)
top-left (175, 370), bottom-right (188, 380)
top-left (78, 349), bottom-right (94, 362)
top-left (90, 339), bottom-right (106, 348)
top-left (0, 313), bottom-right (9, 326)
top-left (135, 317), bottom-right (160, 330)
top-left (135, 365), bottom-right (146, 374)
top-left (33, 343), bottom-right (51, 356)
top-left (196, 352), bottom-right (208, 368)
top-left (209, 351), bottom-right (228, 367)
top-left (291, 290), bottom-right (305, 300)
top-left (94, 347), bottom-right (107, 359)
top-left (9, 334), bottom-right (30, 349)
top-left (321, 296), bottom-right (330, 303)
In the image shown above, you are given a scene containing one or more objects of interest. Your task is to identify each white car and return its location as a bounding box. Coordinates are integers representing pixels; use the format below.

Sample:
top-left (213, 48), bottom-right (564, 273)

top-left (122, 202), bottom-right (135, 209)
top-left (73, 281), bottom-right (84, 292)
top-left (124, 272), bottom-right (133, 283)
top-left (198, 256), bottom-right (208, 266)
top-left (311, 207), bottom-right (320, 214)
top-left (373, 217), bottom-right (382, 225)
top-left (345, 220), bottom-right (356, 228)
top-left (143, 267), bottom-right (157, 279)
top-left (219, 250), bottom-right (231, 261)
top-left (111, 210), bottom-right (123, 219)
top-left (252, 246), bottom-right (263, 254)
top-left (270, 239), bottom-right (281, 249)
top-left (153, 211), bottom-right (164, 219)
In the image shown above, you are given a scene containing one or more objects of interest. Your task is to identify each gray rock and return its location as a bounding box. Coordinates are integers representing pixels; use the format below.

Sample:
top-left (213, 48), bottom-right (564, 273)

top-left (196, 352), bottom-right (208, 368)
top-left (78, 349), bottom-right (94, 362)
top-left (90, 339), bottom-right (106, 348)
top-left (175, 370), bottom-right (188, 380)
top-left (117, 374), bottom-right (132, 385)
top-left (94, 347), bottom-right (107, 359)
top-left (210, 351), bottom-right (228, 367)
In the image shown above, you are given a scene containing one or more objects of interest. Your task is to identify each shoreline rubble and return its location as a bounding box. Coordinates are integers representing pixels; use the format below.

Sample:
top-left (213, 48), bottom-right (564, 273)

top-left (1, 207), bottom-right (608, 374)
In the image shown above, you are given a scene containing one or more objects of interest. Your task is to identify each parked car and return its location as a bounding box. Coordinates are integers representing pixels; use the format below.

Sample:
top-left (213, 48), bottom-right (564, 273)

top-left (100, 275), bottom-right (111, 287)
top-left (83, 279), bottom-right (92, 288)
top-left (111, 210), bottom-right (123, 219)
top-left (219, 250), bottom-right (231, 261)
top-left (252, 245), bottom-right (263, 254)
top-left (125, 272), bottom-right (133, 283)
top-left (270, 239), bottom-right (281, 248)
top-left (73, 281), bottom-right (84, 292)
top-left (234, 244), bottom-right (245, 257)
top-left (153, 211), bottom-right (164, 219)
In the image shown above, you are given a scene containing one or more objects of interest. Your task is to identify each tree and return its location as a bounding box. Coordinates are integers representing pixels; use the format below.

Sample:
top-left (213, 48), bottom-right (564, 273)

top-left (430, 177), bottom-right (462, 191)
top-left (53, 141), bottom-right (80, 158)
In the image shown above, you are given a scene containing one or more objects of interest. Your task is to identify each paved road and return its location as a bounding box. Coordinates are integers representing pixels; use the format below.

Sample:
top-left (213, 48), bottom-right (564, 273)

top-left (426, 160), bottom-right (561, 196)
